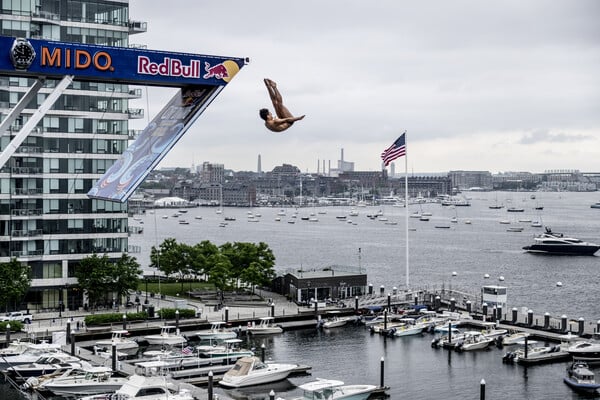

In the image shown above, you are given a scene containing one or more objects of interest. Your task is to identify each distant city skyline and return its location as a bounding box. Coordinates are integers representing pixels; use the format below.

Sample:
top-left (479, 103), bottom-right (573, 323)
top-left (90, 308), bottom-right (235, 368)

top-left (130, 1), bottom-right (600, 174)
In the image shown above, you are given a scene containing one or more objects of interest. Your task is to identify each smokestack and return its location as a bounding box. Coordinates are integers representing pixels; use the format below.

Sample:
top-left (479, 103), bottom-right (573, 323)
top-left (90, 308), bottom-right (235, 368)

top-left (323, 160), bottom-right (325, 176)
top-left (328, 160), bottom-right (331, 176)
top-left (341, 148), bottom-right (344, 162)
top-left (317, 159), bottom-right (320, 174)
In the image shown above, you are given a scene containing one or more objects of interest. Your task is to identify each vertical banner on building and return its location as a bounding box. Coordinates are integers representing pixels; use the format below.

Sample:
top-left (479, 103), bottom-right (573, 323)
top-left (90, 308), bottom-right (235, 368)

top-left (88, 85), bottom-right (222, 202)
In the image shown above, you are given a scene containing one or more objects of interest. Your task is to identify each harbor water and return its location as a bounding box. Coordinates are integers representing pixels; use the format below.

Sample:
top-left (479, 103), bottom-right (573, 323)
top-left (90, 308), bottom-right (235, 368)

top-left (2, 191), bottom-right (600, 399)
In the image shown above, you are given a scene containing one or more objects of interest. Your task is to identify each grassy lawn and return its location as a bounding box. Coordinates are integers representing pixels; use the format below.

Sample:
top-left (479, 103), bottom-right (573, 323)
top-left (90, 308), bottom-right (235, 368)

top-left (137, 281), bottom-right (215, 298)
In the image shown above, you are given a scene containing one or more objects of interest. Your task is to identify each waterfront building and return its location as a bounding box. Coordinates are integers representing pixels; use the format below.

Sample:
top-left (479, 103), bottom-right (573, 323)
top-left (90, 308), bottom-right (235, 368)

top-left (0, 1), bottom-right (145, 311)
top-left (277, 267), bottom-right (367, 305)
top-left (448, 170), bottom-right (493, 191)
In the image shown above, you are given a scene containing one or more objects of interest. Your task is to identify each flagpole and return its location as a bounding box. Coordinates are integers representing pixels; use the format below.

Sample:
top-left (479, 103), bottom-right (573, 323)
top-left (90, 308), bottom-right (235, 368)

top-left (404, 131), bottom-right (409, 288)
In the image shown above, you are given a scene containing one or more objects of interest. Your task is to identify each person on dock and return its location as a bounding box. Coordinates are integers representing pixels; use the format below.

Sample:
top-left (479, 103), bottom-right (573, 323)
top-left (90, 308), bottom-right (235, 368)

top-left (260, 78), bottom-right (305, 132)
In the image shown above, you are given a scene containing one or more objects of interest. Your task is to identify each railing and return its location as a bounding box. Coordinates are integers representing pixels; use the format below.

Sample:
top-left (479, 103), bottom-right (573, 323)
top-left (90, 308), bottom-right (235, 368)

top-left (11, 229), bottom-right (43, 238)
top-left (11, 208), bottom-right (43, 216)
top-left (128, 20), bottom-right (148, 33)
top-left (11, 250), bottom-right (43, 257)
top-left (13, 188), bottom-right (43, 195)
top-left (17, 146), bottom-right (42, 154)
top-left (11, 167), bottom-right (42, 174)
top-left (126, 108), bottom-right (144, 118)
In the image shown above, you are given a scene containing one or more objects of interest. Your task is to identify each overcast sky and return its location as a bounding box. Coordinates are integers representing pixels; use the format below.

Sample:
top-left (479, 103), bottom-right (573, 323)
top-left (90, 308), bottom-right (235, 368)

top-left (128, 0), bottom-right (600, 174)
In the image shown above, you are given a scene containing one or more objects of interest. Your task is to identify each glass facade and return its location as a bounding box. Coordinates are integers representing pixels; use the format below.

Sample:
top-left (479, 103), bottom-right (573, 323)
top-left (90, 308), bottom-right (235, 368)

top-left (0, 0), bottom-right (144, 312)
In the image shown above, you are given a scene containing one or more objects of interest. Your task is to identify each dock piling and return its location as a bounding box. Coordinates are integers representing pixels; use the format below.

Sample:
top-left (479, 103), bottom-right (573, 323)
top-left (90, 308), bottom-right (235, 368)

top-left (122, 314), bottom-right (127, 330)
top-left (380, 356), bottom-right (385, 388)
top-left (480, 379), bottom-right (486, 400)
top-left (527, 310), bottom-right (533, 326)
top-left (561, 315), bottom-right (568, 332)
top-left (5, 323), bottom-right (10, 343)
top-left (578, 318), bottom-right (585, 336)
top-left (466, 300), bottom-right (472, 313)
top-left (450, 298), bottom-right (456, 312)
top-left (111, 343), bottom-right (117, 371)
top-left (269, 390), bottom-right (275, 400)
top-left (70, 330), bottom-right (75, 355)
top-left (208, 371), bottom-right (213, 400)
top-left (512, 308), bottom-right (518, 323)
top-left (544, 312), bottom-right (550, 329)
top-left (482, 303), bottom-right (488, 319)
top-left (224, 307), bottom-right (228, 324)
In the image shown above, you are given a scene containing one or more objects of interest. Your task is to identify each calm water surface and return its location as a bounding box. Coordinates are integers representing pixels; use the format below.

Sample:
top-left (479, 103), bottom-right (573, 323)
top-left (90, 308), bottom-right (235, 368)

top-left (2, 191), bottom-right (599, 399)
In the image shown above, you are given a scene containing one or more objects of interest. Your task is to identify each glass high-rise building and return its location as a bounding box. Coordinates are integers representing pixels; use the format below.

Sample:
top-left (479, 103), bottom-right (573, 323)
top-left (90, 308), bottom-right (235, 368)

top-left (0, 1), bottom-right (146, 311)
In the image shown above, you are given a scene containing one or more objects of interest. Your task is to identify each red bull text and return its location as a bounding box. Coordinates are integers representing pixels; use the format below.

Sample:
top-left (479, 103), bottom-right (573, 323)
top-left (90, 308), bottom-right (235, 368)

top-left (137, 56), bottom-right (200, 78)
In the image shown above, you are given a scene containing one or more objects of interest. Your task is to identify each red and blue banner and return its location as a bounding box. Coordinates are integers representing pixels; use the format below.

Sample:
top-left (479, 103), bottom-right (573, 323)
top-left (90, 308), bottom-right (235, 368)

top-left (0, 36), bottom-right (246, 87)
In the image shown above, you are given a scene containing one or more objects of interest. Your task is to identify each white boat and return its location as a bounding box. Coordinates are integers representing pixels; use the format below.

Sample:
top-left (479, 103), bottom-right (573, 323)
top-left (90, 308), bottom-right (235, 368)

top-left (455, 331), bottom-right (494, 351)
top-left (96, 330), bottom-right (139, 353)
top-left (523, 228), bottom-right (600, 256)
top-left (502, 331), bottom-right (530, 345)
top-left (195, 321), bottom-right (237, 340)
top-left (0, 341), bottom-right (62, 368)
top-left (80, 374), bottom-right (194, 400)
top-left (502, 340), bottom-right (560, 363)
top-left (143, 325), bottom-right (187, 346)
top-left (0, 339), bottom-right (34, 357)
top-left (291, 378), bottom-right (379, 400)
top-left (567, 341), bottom-right (600, 362)
top-left (219, 356), bottom-right (298, 388)
top-left (5, 352), bottom-right (85, 381)
top-left (318, 312), bottom-right (354, 329)
top-left (199, 339), bottom-right (254, 361)
top-left (247, 317), bottom-right (283, 335)
top-left (40, 366), bottom-right (128, 396)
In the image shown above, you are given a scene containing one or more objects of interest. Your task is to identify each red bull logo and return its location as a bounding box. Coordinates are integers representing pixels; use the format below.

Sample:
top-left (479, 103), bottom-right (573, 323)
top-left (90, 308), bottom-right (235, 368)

top-left (137, 56), bottom-right (200, 78)
top-left (203, 62), bottom-right (229, 79)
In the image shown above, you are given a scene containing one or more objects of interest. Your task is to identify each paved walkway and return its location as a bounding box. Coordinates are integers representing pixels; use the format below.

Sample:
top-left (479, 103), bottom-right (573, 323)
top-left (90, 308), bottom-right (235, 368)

top-left (8, 289), bottom-right (304, 341)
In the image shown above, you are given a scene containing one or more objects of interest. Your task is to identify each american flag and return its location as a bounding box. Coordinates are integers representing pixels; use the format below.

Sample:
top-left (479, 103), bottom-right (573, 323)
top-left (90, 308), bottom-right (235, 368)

top-left (381, 132), bottom-right (406, 166)
top-left (181, 346), bottom-right (194, 355)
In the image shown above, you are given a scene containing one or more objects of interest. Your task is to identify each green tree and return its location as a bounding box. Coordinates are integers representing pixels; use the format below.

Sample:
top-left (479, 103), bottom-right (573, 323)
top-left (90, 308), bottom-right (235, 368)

top-left (112, 254), bottom-right (142, 302)
top-left (150, 238), bottom-right (181, 278)
top-left (207, 253), bottom-right (232, 295)
top-left (76, 254), bottom-right (113, 308)
top-left (190, 240), bottom-right (219, 278)
top-left (0, 259), bottom-right (31, 311)
top-left (77, 254), bottom-right (141, 308)
top-left (220, 242), bottom-right (276, 289)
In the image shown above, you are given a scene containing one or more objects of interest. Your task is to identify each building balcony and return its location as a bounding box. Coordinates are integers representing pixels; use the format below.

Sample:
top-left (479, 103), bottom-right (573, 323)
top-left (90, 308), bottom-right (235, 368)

top-left (10, 167), bottom-right (43, 175)
top-left (127, 108), bottom-right (144, 119)
top-left (128, 129), bottom-right (141, 140)
top-left (32, 10), bottom-right (60, 23)
top-left (11, 208), bottom-right (43, 217)
top-left (11, 229), bottom-right (43, 238)
top-left (128, 88), bottom-right (143, 99)
top-left (128, 20), bottom-right (148, 34)
top-left (11, 249), bottom-right (43, 258)
top-left (13, 188), bottom-right (43, 196)
top-left (16, 146), bottom-right (43, 154)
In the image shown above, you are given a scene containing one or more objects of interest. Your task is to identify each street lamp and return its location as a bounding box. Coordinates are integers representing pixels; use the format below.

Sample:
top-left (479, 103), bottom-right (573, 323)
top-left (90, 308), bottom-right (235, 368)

top-left (145, 277), bottom-right (149, 304)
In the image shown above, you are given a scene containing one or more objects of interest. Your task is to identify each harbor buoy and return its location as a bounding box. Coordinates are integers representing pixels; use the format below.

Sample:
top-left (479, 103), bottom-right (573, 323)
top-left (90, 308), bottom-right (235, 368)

top-left (499, 276), bottom-right (505, 281)
top-left (484, 274), bottom-right (490, 279)
top-left (556, 282), bottom-right (563, 287)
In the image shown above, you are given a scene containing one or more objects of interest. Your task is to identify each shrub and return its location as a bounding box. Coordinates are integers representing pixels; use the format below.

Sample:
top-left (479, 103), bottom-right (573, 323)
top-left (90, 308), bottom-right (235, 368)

top-left (0, 321), bottom-right (23, 331)
top-left (157, 308), bottom-right (196, 319)
top-left (85, 311), bottom-right (148, 326)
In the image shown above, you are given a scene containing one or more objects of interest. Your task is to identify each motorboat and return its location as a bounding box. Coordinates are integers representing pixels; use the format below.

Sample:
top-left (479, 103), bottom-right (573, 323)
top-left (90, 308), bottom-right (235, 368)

top-left (143, 325), bottom-right (187, 346)
top-left (507, 207), bottom-right (525, 212)
top-left (591, 202), bottom-right (600, 209)
top-left (79, 374), bottom-right (194, 400)
top-left (502, 340), bottom-right (563, 364)
top-left (247, 317), bottom-right (283, 335)
top-left (0, 339), bottom-right (34, 357)
top-left (200, 339), bottom-right (254, 361)
top-left (0, 342), bottom-right (62, 368)
top-left (501, 331), bottom-right (530, 346)
top-left (317, 312), bottom-right (354, 329)
top-left (291, 378), bottom-right (378, 400)
top-left (523, 227), bottom-right (600, 256)
top-left (39, 366), bottom-right (128, 396)
top-left (4, 352), bottom-right (86, 381)
top-left (95, 330), bottom-right (139, 353)
top-left (195, 321), bottom-right (237, 340)
top-left (219, 356), bottom-right (298, 388)
top-left (563, 361), bottom-right (600, 394)
top-left (455, 331), bottom-right (494, 351)
top-left (20, 361), bottom-right (95, 391)
top-left (567, 341), bottom-right (600, 362)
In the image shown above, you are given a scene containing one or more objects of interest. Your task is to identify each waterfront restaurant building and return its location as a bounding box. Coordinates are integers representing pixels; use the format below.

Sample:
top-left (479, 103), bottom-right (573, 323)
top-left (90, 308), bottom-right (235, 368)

top-left (280, 267), bottom-right (367, 305)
